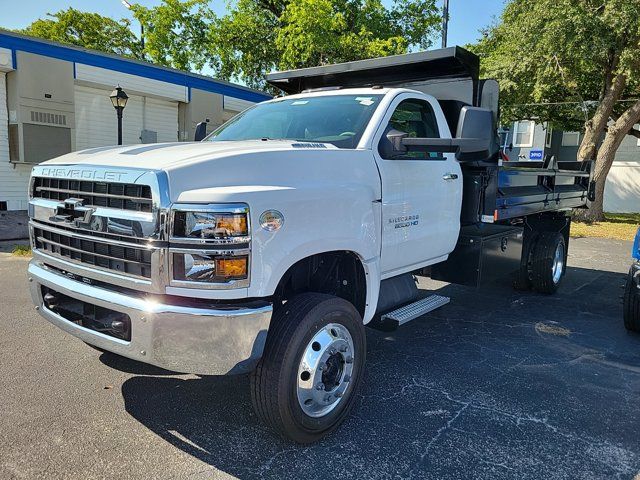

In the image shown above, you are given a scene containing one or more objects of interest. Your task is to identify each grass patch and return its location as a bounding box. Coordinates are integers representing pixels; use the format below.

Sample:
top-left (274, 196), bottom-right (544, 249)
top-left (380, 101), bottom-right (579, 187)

top-left (571, 212), bottom-right (639, 241)
top-left (11, 244), bottom-right (32, 256)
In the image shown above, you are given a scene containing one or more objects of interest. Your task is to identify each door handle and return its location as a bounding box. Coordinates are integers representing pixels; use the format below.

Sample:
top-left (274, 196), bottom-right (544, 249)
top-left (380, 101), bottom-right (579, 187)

top-left (442, 173), bottom-right (459, 181)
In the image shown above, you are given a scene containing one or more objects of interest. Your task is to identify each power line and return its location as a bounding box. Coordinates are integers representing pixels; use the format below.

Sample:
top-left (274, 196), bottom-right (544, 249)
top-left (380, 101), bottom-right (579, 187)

top-left (511, 99), bottom-right (640, 107)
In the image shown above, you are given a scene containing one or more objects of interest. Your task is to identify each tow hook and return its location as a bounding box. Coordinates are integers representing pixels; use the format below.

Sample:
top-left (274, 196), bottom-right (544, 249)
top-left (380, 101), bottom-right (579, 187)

top-left (43, 292), bottom-right (57, 309)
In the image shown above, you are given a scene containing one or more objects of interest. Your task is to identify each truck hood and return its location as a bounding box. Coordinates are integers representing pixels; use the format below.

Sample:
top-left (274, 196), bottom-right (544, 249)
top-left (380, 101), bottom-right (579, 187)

top-left (38, 139), bottom-right (380, 206)
top-left (43, 140), bottom-right (339, 170)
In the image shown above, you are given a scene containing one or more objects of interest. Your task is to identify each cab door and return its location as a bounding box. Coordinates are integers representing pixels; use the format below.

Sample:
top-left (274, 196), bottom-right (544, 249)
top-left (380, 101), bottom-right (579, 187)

top-left (373, 93), bottom-right (462, 277)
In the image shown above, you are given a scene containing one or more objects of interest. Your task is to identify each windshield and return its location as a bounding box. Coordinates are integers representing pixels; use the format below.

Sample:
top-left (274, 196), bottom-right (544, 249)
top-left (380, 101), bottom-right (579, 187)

top-left (206, 94), bottom-right (384, 149)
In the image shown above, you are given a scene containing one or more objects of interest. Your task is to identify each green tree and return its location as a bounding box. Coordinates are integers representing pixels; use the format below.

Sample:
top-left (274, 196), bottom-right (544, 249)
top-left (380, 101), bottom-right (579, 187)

top-left (128, 0), bottom-right (212, 71)
top-left (19, 1), bottom-right (442, 93)
top-left (19, 8), bottom-right (143, 59)
top-left (209, 0), bottom-right (441, 90)
top-left (472, 0), bottom-right (640, 221)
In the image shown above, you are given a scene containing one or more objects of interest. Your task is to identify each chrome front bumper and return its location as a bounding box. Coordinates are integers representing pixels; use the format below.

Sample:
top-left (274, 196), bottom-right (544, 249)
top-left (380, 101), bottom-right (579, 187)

top-left (28, 261), bottom-right (272, 375)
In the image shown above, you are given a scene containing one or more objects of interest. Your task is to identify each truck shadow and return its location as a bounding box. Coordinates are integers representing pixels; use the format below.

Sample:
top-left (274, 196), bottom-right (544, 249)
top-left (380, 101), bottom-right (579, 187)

top-left (116, 265), bottom-right (639, 479)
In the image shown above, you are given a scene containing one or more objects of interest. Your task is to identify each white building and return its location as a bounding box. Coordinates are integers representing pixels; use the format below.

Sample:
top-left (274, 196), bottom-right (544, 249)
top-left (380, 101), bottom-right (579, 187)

top-left (0, 30), bottom-right (270, 238)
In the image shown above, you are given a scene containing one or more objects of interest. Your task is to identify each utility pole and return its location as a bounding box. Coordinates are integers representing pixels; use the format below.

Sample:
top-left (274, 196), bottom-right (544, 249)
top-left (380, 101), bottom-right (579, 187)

top-left (442, 0), bottom-right (450, 49)
top-left (121, 0), bottom-right (145, 51)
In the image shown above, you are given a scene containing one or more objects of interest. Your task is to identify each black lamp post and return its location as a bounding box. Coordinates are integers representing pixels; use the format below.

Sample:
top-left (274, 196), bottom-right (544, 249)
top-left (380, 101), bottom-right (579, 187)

top-left (109, 86), bottom-right (129, 145)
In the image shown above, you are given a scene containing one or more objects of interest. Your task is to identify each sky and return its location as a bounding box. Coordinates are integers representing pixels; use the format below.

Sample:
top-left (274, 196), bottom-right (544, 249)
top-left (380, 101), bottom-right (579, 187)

top-left (0, 0), bottom-right (505, 48)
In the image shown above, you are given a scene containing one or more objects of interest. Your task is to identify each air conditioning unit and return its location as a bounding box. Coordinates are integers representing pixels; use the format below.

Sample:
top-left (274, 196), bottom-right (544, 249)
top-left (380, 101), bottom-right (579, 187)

top-left (7, 52), bottom-right (75, 164)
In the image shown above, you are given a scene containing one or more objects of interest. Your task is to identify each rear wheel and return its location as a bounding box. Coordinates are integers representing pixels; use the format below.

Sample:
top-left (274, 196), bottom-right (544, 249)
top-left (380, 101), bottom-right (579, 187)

top-left (250, 293), bottom-right (366, 443)
top-left (623, 268), bottom-right (640, 332)
top-left (531, 232), bottom-right (566, 294)
top-left (513, 243), bottom-right (534, 291)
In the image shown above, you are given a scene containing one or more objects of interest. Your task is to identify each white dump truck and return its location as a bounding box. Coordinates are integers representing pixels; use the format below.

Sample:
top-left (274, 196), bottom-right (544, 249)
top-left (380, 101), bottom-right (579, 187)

top-left (27, 47), bottom-right (593, 443)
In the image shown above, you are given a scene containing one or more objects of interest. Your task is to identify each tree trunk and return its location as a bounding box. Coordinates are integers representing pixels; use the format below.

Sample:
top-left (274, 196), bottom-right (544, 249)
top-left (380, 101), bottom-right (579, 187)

top-left (578, 73), bottom-right (626, 160)
top-left (580, 99), bottom-right (640, 222)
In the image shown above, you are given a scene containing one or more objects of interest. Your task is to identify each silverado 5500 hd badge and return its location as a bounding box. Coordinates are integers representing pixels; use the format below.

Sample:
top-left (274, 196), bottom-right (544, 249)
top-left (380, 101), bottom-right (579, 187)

top-left (389, 214), bottom-right (420, 229)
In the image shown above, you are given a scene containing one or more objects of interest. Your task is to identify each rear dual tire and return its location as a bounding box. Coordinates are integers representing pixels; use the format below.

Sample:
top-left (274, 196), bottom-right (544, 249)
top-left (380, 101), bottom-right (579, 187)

top-left (514, 232), bottom-right (566, 294)
top-left (250, 293), bottom-right (366, 443)
top-left (531, 232), bottom-right (566, 294)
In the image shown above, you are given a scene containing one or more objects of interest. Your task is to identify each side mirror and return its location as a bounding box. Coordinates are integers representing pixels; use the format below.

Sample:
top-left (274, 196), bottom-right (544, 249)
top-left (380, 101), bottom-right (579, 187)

top-left (454, 106), bottom-right (497, 161)
top-left (456, 107), bottom-right (493, 143)
top-left (381, 107), bottom-right (498, 162)
top-left (379, 128), bottom-right (409, 158)
top-left (194, 121), bottom-right (208, 141)
top-left (508, 142), bottom-right (513, 152)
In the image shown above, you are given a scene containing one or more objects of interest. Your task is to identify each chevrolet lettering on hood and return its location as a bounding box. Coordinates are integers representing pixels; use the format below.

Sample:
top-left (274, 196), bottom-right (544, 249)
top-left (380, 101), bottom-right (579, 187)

top-left (38, 167), bottom-right (128, 182)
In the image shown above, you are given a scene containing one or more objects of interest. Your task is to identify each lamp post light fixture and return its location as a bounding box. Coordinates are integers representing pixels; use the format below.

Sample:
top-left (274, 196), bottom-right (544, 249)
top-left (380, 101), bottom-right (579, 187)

top-left (109, 86), bottom-right (128, 145)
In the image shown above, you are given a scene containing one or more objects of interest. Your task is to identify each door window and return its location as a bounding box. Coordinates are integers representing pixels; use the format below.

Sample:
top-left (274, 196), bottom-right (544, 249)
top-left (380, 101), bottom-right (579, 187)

top-left (388, 99), bottom-right (439, 139)
top-left (379, 98), bottom-right (441, 160)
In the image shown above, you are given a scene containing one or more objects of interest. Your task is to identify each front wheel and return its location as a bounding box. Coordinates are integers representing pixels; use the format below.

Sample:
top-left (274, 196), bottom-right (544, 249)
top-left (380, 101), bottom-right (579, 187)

top-left (250, 293), bottom-right (366, 443)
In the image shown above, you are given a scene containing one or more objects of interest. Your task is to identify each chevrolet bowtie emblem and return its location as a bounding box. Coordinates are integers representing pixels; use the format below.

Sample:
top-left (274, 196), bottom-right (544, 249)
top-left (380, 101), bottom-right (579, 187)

top-left (50, 198), bottom-right (95, 227)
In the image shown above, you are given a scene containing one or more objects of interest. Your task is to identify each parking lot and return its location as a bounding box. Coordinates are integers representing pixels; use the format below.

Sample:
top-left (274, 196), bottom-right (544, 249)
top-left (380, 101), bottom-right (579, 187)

top-left (1, 236), bottom-right (639, 480)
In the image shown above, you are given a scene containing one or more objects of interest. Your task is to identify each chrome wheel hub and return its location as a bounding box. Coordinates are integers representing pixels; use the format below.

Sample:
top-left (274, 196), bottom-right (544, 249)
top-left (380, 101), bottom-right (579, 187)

top-left (552, 242), bottom-right (565, 284)
top-left (296, 323), bottom-right (355, 418)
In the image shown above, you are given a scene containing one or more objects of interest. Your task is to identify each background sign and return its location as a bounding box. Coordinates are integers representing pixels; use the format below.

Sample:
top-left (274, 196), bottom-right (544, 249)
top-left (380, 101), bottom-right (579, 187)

top-left (529, 150), bottom-right (543, 160)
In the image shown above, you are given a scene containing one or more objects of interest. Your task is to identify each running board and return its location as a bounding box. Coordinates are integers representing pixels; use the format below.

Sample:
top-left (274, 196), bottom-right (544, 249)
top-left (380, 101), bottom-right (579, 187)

top-left (380, 294), bottom-right (450, 327)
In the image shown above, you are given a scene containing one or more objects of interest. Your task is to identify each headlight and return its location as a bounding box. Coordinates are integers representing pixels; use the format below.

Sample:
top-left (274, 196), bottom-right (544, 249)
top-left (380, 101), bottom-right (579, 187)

top-left (172, 205), bottom-right (249, 243)
top-left (172, 252), bottom-right (248, 283)
top-left (170, 204), bottom-right (251, 288)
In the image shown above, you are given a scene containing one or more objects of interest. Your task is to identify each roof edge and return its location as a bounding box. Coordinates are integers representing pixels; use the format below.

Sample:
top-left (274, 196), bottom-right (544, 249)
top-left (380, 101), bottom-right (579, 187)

top-left (0, 29), bottom-right (270, 102)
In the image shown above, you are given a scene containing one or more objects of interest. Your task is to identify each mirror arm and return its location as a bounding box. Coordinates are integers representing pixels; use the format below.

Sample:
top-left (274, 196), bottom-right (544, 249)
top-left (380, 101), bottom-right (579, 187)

top-left (401, 137), bottom-right (490, 154)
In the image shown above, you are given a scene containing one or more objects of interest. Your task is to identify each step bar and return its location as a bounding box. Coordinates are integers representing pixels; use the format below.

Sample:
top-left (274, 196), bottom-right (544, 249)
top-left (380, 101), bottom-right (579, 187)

top-left (380, 294), bottom-right (450, 327)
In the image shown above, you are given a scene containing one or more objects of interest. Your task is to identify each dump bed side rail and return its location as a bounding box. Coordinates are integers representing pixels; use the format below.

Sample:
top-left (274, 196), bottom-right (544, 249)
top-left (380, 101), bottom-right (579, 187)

top-left (494, 160), bottom-right (593, 221)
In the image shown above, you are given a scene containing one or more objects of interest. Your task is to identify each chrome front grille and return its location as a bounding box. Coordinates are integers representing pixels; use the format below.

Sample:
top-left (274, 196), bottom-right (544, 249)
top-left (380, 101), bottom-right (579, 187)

top-left (33, 226), bottom-right (152, 278)
top-left (29, 166), bottom-right (168, 293)
top-left (32, 177), bottom-right (152, 212)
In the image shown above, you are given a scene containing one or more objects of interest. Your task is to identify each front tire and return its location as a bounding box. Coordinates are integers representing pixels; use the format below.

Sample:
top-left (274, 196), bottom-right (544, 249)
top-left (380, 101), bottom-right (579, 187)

top-left (623, 268), bottom-right (640, 332)
top-left (531, 232), bottom-right (566, 294)
top-left (250, 293), bottom-right (366, 443)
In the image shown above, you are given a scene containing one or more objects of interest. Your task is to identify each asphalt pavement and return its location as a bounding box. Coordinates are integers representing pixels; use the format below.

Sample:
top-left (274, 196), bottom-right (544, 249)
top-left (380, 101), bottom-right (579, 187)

top-left (1, 237), bottom-right (639, 479)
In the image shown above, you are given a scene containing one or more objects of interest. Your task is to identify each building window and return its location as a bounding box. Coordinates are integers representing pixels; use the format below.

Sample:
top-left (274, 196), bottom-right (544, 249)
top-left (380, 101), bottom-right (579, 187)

top-left (562, 131), bottom-right (581, 147)
top-left (545, 127), bottom-right (553, 148)
top-left (513, 121), bottom-right (534, 147)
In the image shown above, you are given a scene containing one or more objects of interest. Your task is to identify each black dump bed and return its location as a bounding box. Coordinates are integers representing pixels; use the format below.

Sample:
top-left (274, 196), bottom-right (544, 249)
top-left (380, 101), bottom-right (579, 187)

top-left (267, 47), bottom-right (593, 224)
top-left (267, 46), bottom-right (479, 95)
top-left (461, 159), bottom-right (593, 225)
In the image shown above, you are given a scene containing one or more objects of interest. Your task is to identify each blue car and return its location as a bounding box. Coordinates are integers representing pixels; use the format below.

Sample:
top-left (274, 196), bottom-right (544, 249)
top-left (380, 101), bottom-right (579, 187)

top-left (623, 226), bottom-right (640, 332)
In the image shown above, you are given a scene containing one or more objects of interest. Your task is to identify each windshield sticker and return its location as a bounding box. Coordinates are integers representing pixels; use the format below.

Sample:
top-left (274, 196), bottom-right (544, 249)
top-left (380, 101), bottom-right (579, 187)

top-left (291, 100), bottom-right (309, 105)
top-left (291, 143), bottom-right (327, 148)
top-left (355, 97), bottom-right (375, 106)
